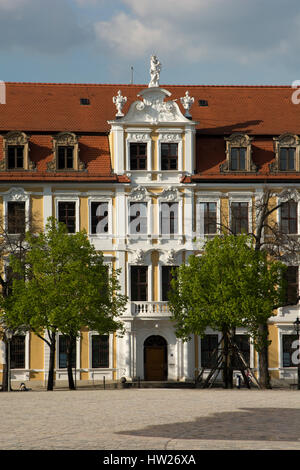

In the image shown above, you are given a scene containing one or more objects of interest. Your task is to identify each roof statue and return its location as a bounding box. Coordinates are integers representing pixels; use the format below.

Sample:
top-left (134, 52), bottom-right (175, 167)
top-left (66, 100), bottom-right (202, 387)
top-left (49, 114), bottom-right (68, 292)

top-left (149, 55), bottom-right (161, 88)
top-left (180, 91), bottom-right (194, 118)
top-left (113, 90), bottom-right (127, 117)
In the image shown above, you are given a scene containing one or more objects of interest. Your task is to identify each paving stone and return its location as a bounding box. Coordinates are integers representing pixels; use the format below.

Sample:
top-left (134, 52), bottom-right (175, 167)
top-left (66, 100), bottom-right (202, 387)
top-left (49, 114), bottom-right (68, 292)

top-left (0, 389), bottom-right (300, 450)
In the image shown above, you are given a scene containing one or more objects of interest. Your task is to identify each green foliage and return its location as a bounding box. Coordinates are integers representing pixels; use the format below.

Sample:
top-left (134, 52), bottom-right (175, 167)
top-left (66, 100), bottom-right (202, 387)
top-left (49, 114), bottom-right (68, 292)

top-left (168, 234), bottom-right (286, 350)
top-left (0, 217), bottom-right (127, 343)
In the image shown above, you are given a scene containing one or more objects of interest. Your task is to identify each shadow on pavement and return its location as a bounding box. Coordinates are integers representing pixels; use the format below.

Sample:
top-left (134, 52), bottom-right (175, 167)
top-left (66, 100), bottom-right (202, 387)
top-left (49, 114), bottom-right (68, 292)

top-left (117, 408), bottom-right (300, 441)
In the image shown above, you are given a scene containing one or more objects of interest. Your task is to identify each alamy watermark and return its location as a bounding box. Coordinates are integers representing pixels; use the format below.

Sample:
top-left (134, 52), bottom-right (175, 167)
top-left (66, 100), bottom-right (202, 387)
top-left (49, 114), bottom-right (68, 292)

top-left (0, 81), bottom-right (6, 105)
top-left (291, 80), bottom-right (300, 104)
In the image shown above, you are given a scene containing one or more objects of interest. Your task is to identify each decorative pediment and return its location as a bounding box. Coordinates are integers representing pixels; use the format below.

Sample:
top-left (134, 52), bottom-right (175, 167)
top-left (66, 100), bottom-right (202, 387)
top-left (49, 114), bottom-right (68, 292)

top-left (128, 185), bottom-right (152, 202)
top-left (111, 87), bottom-right (194, 125)
top-left (279, 188), bottom-right (300, 203)
top-left (4, 187), bottom-right (30, 202)
top-left (159, 186), bottom-right (182, 202)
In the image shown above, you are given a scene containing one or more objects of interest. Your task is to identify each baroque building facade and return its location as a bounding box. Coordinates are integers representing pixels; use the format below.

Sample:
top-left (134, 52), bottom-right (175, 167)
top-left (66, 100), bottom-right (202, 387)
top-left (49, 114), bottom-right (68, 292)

top-left (0, 59), bottom-right (300, 386)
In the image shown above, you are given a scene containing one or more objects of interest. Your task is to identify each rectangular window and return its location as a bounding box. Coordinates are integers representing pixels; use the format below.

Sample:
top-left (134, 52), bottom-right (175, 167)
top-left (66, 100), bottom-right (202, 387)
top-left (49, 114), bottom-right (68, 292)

top-left (162, 266), bottom-right (178, 301)
top-left (58, 146), bottom-right (74, 170)
top-left (281, 201), bottom-right (297, 234)
top-left (58, 201), bottom-right (76, 233)
top-left (161, 202), bottom-right (178, 235)
top-left (284, 266), bottom-right (299, 304)
top-left (161, 143), bottom-right (178, 170)
top-left (230, 148), bottom-right (246, 171)
top-left (282, 335), bottom-right (298, 367)
top-left (92, 335), bottom-right (109, 368)
top-left (129, 202), bottom-right (147, 234)
top-left (91, 202), bottom-right (109, 234)
top-left (232, 335), bottom-right (250, 369)
top-left (199, 202), bottom-right (217, 234)
top-left (201, 334), bottom-right (219, 368)
top-left (58, 336), bottom-right (76, 369)
top-left (131, 266), bottom-right (148, 301)
top-left (231, 202), bottom-right (249, 234)
top-left (130, 143), bottom-right (147, 170)
top-left (10, 335), bottom-right (25, 369)
top-left (280, 148), bottom-right (295, 171)
top-left (7, 201), bottom-right (25, 234)
top-left (8, 145), bottom-right (24, 170)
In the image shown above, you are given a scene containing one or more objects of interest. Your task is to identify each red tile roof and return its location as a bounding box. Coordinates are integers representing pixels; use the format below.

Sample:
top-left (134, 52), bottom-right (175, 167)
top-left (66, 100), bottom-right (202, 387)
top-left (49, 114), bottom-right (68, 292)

top-left (0, 82), bottom-right (298, 134)
top-left (0, 82), bottom-right (299, 182)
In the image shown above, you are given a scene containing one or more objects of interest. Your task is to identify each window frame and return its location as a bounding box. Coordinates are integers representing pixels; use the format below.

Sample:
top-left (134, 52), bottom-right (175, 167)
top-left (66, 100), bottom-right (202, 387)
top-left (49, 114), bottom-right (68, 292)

top-left (280, 200), bottom-right (298, 234)
top-left (55, 196), bottom-right (80, 233)
top-left (229, 194), bottom-right (253, 235)
top-left (3, 187), bottom-right (30, 234)
top-left (88, 196), bottom-right (113, 237)
top-left (130, 265), bottom-right (149, 301)
top-left (157, 129), bottom-right (183, 172)
top-left (220, 133), bottom-right (256, 173)
top-left (48, 132), bottom-right (85, 172)
top-left (126, 129), bottom-right (152, 173)
top-left (271, 133), bottom-right (300, 173)
top-left (1, 131), bottom-right (34, 172)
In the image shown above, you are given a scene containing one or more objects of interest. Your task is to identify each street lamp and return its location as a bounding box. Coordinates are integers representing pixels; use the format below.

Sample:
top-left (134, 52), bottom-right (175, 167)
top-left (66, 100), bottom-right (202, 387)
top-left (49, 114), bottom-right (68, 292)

top-left (293, 317), bottom-right (300, 390)
top-left (6, 329), bottom-right (13, 393)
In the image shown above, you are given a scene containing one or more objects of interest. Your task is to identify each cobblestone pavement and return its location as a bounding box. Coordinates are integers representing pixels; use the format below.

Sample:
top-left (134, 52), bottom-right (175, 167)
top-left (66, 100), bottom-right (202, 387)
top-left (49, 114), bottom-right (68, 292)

top-left (1, 388), bottom-right (300, 450)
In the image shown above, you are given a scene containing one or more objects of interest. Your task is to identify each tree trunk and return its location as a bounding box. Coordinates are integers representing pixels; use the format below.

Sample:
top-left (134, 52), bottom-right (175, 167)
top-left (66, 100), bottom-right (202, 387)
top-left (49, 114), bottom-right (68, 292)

top-left (47, 335), bottom-right (56, 391)
top-left (66, 335), bottom-right (75, 391)
top-left (258, 322), bottom-right (271, 389)
top-left (1, 340), bottom-right (8, 392)
top-left (222, 328), bottom-right (233, 389)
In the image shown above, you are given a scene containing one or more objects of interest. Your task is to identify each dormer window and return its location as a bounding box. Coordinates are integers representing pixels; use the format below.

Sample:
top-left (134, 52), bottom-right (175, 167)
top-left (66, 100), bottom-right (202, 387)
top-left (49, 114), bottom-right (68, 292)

top-left (220, 133), bottom-right (256, 173)
top-left (58, 146), bottom-right (74, 170)
top-left (230, 147), bottom-right (246, 171)
top-left (270, 133), bottom-right (300, 173)
top-left (8, 145), bottom-right (24, 170)
top-left (47, 132), bottom-right (85, 172)
top-left (1, 131), bottom-right (34, 171)
top-left (279, 148), bottom-right (295, 171)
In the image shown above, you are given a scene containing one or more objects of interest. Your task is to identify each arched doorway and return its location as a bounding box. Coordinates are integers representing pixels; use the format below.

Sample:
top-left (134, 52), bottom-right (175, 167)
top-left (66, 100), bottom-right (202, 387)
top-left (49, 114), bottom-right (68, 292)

top-left (144, 335), bottom-right (168, 381)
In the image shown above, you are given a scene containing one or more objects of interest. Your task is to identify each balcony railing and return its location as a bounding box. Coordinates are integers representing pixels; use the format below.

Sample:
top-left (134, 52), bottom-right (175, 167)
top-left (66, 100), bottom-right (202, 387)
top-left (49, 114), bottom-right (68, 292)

top-left (131, 301), bottom-right (171, 317)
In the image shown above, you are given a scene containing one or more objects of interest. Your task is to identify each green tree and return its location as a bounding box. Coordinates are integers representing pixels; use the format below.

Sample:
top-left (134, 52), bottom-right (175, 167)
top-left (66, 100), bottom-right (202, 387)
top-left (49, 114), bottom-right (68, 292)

top-left (0, 217), bottom-right (127, 391)
top-left (169, 234), bottom-right (286, 388)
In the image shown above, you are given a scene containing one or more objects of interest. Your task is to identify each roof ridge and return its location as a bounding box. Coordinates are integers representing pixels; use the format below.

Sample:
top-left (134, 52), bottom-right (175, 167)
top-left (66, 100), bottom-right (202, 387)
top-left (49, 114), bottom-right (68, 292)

top-left (2, 82), bottom-right (294, 88)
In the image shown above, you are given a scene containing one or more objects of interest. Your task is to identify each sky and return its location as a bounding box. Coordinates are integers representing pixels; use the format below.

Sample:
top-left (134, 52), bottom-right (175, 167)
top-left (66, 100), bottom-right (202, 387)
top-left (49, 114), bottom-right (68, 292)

top-left (1, 0), bottom-right (300, 85)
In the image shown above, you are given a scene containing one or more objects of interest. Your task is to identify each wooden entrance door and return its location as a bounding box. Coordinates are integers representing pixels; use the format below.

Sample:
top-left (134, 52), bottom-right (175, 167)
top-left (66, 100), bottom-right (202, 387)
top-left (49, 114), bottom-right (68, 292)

top-left (144, 335), bottom-right (167, 381)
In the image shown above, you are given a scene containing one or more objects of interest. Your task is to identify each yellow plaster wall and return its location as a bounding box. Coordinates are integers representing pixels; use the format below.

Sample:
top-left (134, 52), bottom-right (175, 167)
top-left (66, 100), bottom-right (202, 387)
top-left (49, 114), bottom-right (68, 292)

top-left (31, 195), bottom-right (43, 231)
top-left (220, 197), bottom-right (229, 228)
top-left (80, 329), bottom-right (89, 380)
top-left (29, 333), bottom-right (44, 381)
top-left (80, 196), bottom-right (88, 232)
top-left (268, 324), bottom-right (280, 379)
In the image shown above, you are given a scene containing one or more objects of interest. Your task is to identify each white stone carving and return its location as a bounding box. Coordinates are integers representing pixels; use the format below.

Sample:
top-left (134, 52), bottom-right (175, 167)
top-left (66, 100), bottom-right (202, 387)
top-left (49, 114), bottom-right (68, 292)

top-left (180, 91), bottom-right (194, 118)
top-left (132, 249), bottom-right (145, 265)
top-left (279, 188), bottom-right (300, 203)
top-left (149, 55), bottom-right (161, 88)
top-left (110, 87), bottom-right (193, 125)
top-left (113, 90), bottom-right (127, 117)
top-left (165, 249), bottom-right (177, 265)
top-left (7, 187), bottom-right (29, 202)
top-left (129, 185), bottom-right (150, 201)
top-left (160, 186), bottom-right (180, 202)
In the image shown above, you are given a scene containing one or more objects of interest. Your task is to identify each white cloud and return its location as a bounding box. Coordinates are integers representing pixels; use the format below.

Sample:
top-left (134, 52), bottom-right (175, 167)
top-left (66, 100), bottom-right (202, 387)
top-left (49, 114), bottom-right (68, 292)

top-left (93, 0), bottom-right (300, 69)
